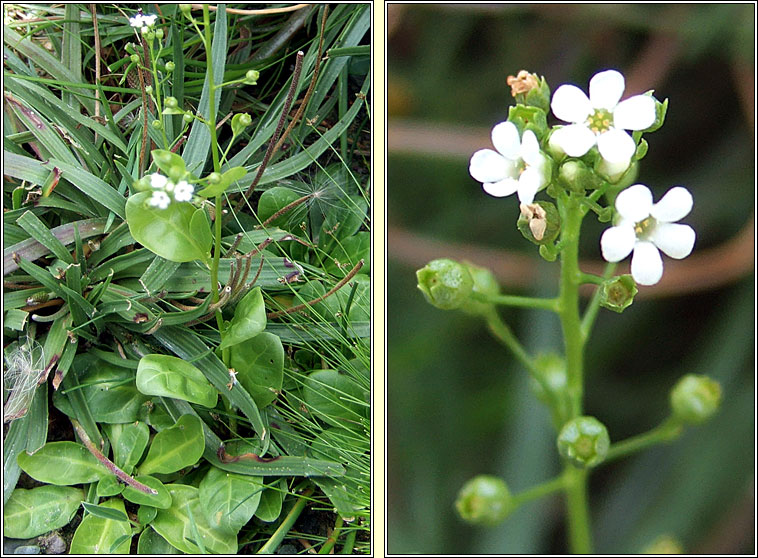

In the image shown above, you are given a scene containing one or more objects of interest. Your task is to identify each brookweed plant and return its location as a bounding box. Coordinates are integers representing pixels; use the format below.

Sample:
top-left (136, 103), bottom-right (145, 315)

top-left (3, 3), bottom-right (370, 554)
top-left (416, 70), bottom-right (722, 553)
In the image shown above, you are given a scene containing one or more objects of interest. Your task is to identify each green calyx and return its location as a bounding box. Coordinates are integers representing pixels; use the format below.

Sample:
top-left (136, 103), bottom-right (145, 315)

top-left (517, 201), bottom-right (561, 245)
top-left (670, 374), bottom-right (722, 425)
top-left (459, 262), bottom-right (499, 316)
top-left (557, 416), bottom-right (610, 469)
top-left (416, 259), bottom-right (474, 311)
top-left (599, 274), bottom-right (637, 313)
top-left (455, 475), bottom-right (514, 526)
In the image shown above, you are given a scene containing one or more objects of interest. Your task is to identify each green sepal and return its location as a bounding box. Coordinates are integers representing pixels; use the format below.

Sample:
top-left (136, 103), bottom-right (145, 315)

top-left (455, 475), bottom-right (514, 526)
top-left (517, 201), bottom-right (561, 245)
top-left (416, 259), bottom-right (474, 311)
top-left (599, 274), bottom-right (637, 313)
top-left (459, 262), bottom-right (499, 316)
top-left (507, 104), bottom-right (548, 139)
top-left (557, 416), bottom-right (610, 469)
top-left (558, 160), bottom-right (602, 193)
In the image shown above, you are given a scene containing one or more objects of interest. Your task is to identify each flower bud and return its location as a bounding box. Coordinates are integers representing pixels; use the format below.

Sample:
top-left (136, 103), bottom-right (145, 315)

top-left (416, 258), bottom-right (474, 311)
top-left (455, 475), bottom-right (514, 526)
top-left (183, 113), bottom-right (194, 124)
top-left (154, 28), bottom-right (164, 40)
top-left (130, 53), bottom-right (140, 64)
top-left (459, 261), bottom-right (499, 316)
top-left (595, 157), bottom-right (633, 185)
top-left (244, 69), bottom-right (260, 85)
top-left (231, 112), bottom-right (252, 137)
top-left (165, 97), bottom-right (178, 109)
top-left (558, 160), bottom-right (602, 193)
top-left (144, 30), bottom-right (155, 41)
top-left (207, 172), bottom-right (221, 184)
top-left (165, 61), bottom-right (175, 72)
top-left (507, 104), bottom-right (548, 138)
top-left (517, 201), bottom-right (560, 245)
top-left (599, 274), bottom-right (637, 313)
top-left (179, 4), bottom-right (193, 17)
top-left (145, 85), bottom-right (153, 95)
top-left (151, 119), bottom-right (162, 129)
top-left (670, 374), bottom-right (722, 425)
top-left (557, 416), bottom-right (610, 468)
top-left (530, 354), bottom-right (570, 418)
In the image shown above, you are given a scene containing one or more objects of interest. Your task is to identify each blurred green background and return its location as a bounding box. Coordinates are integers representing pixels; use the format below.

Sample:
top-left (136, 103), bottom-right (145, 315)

top-left (386, 4), bottom-right (755, 554)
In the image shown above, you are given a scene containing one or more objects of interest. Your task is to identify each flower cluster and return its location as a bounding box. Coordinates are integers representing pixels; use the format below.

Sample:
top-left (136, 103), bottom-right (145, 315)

top-left (129, 11), bottom-right (157, 33)
top-left (468, 68), bottom-right (693, 286)
top-left (146, 172), bottom-right (194, 209)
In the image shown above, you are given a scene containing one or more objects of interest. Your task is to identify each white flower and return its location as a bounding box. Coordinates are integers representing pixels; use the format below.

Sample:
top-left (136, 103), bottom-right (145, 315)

top-left (600, 184), bottom-right (695, 286)
top-left (173, 180), bottom-right (194, 202)
top-left (149, 173), bottom-right (168, 190)
top-left (550, 69), bottom-right (656, 164)
top-left (148, 190), bottom-right (171, 210)
top-left (469, 121), bottom-right (548, 204)
top-left (129, 12), bottom-right (157, 32)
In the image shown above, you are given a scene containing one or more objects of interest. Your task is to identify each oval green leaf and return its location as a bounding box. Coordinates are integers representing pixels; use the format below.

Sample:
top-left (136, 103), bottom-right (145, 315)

top-left (138, 414), bottom-right (205, 475)
top-left (73, 357), bottom-right (150, 424)
top-left (96, 476), bottom-right (124, 497)
top-left (218, 287), bottom-right (266, 350)
top-left (17, 441), bottom-right (109, 485)
top-left (105, 421), bottom-right (150, 473)
top-left (136, 354), bottom-right (218, 408)
top-left (303, 369), bottom-right (369, 430)
top-left (199, 466), bottom-right (263, 535)
top-left (254, 478), bottom-right (287, 522)
top-left (122, 475), bottom-right (172, 509)
top-left (151, 149), bottom-right (187, 176)
top-left (152, 484), bottom-right (237, 554)
top-left (228, 332), bottom-right (283, 409)
top-left (70, 498), bottom-right (131, 554)
top-left (257, 186), bottom-right (306, 230)
top-left (126, 192), bottom-right (211, 263)
top-left (4, 486), bottom-right (83, 539)
top-left (138, 526), bottom-right (182, 555)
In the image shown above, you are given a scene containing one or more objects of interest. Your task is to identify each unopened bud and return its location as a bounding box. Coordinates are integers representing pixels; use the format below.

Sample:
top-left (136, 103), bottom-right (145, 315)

top-left (557, 416), bottom-right (610, 468)
top-left (459, 261), bottom-right (499, 316)
top-left (130, 53), bottom-right (140, 64)
top-left (165, 61), bottom-right (175, 72)
top-left (244, 69), bottom-right (260, 85)
top-left (670, 375), bottom-right (722, 425)
top-left (416, 259), bottom-right (474, 311)
top-left (455, 475), bottom-right (514, 526)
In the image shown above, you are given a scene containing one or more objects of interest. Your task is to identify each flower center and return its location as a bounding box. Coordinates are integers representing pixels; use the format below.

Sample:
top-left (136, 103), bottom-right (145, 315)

top-left (634, 216), bottom-right (657, 240)
top-left (586, 108), bottom-right (613, 134)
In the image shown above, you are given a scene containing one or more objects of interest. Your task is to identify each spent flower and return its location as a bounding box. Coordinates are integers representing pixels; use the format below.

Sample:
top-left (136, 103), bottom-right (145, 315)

top-left (600, 184), bottom-right (695, 286)
top-left (469, 121), bottom-right (549, 204)
top-left (551, 69), bottom-right (656, 164)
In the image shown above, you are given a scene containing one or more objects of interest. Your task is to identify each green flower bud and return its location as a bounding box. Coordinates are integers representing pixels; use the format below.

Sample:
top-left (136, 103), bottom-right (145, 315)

top-left (168, 165), bottom-right (185, 183)
top-left (416, 258), bottom-right (474, 311)
top-left (507, 104), bottom-right (548, 138)
top-left (599, 274), bottom-right (637, 313)
top-left (145, 85), bottom-right (153, 95)
top-left (558, 160), bottom-right (602, 193)
top-left (207, 172), bottom-right (221, 184)
top-left (455, 475), bottom-right (514, 526)
top-left (670, 375), bottom-right (722, 425)
top-left (165, 61), bottom-right (175, 72)
top-left (154, 28), bottom-right (164, 40)
top-left (557, 416), bottom-right (610, 469)
top-left (183, 113), bottom-right (194, 124)
top-left (179, 4), bottom-right (193, 17)
top-left (231, 112), bottom-right (253, 137)
top-left (517, 201), bottom-right (560, 245)
top-left (244, 69), bottom-right (260, 85)
top-left (130, 53), bottom-right (140, 64)
top-left (145, 30), bottom-right (155, 41)
top-left (151, 119), bottom-right (162, 130)
top-left (165, 97), bottom-right (178, 109)
top-left (530, 354), bottom-right (570, 420)
top-left (459, 261), bottom-right (499, 316)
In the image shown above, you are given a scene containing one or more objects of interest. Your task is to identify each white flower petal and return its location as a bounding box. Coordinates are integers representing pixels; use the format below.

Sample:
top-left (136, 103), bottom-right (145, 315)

top-left (597, 128), bottom-right (636, 163)
top-left (650, 186), bottom-right (693, 222)
top-left (631, 241), bottom-right (663, 285)
top-left (651, 223), bottom-right (695, 259)
top-left (589, 70), bottom-right (625, 109)
top-left (517, 168), bottom-right (542, 204)
top-left (550, 125), bottom-right (597, 157)
top-left (600, 225), bottom-right (636, 262)
top-left (615, 184), bottom-right (653, 222)
top-left (519, 130), bottom-right (540, 160)
top-left (483, 177), bottom-right (519, 198)
top-left (613, 95), bottom-right (656, 131)
top-left (551, 84), bottom-right (593, 123)
top-left (469, 149), bottom-right (513, 183)
top-left (491, 121), bottom-right (521, 160)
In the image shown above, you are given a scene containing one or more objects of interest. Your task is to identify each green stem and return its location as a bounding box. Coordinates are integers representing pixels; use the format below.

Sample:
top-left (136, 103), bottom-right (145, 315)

top-left (557, 193), bottom-right (593, 553)
top-left (257, 487), bottom-right (315, 554)
top-left (318, 516), bottom-right (344, 554)
top-left (580, 262), bottom-right (617, 341)
top-left (484, 309), bottom-right (538, 376)
top-left (511, 474), bottom-right (567, 508)
top-left (472, 292), bottom-right (560, 312)
top-left (605, 417), bottom-right (683, 463)
top-left (564, 466), bottom-right (592, 553)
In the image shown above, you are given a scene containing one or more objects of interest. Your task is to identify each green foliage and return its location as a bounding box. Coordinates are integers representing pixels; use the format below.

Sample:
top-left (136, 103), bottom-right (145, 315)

top-left (136, 354), bottom-right (218, 408)
top-left (4, 486), bottom-right (84, 539)
top-left (138, 414), bottom-right (205, 475)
